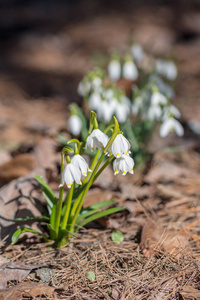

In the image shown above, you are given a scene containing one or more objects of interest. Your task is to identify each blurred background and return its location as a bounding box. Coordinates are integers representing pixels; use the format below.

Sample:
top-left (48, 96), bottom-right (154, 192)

top-left (0, 0), bottom-right (200, 148)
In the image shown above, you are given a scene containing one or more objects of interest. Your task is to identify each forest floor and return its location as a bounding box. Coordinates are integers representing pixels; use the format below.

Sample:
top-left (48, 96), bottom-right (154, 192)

top-left (0, 1), bottom-right (200, 299)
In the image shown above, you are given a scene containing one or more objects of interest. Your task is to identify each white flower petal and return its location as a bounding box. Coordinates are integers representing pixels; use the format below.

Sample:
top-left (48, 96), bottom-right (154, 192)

top-left (108, 60), bottom-right (121, 81)
top-left (123, 61), bottom-right (138, 80)
top-left (113, 155), bottom-right (134, 175)
top-left (110, 134), bottom-right (131, 158)
top-left (71, 154), bottom-right (90, 176)
top-left (174, 119), bottom-right (184, 136)
top-left (68, 115), bottom-right (82, 136)
top-left (85, 129), bottom-right (109, 152)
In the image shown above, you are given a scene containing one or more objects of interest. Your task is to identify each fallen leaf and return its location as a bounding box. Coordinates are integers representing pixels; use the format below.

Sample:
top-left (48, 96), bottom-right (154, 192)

top-left (83, 188), bottom-right (113, 208)
top-left (0, 154), bottom-right (35, 185)
top-left (0, 282), bottom-right (55, 299)
top-left (0, 256), bottom-right (41, 289)
top-left (141, 220), bottom-right (190, 258)
top-left (180, 285), bottom-right (200, 300)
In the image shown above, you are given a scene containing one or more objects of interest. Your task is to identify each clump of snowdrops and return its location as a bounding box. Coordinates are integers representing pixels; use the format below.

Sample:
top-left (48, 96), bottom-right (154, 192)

top-left (67, 43), bottom-right (184, 164)
top-left (12, 112), bottom-right (134, 247)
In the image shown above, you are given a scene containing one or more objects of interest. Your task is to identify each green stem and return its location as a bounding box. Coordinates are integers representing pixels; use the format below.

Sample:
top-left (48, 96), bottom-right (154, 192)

top-left (54, 152), bottom-right (65, 236)
top-left (61, 183), bottom-right (74, 230)
top-left (69, 152), bottom-right (105, 232)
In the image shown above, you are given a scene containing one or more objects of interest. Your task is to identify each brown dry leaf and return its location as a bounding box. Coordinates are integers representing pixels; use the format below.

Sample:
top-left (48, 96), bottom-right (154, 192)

top-left (83, 188), bottom-right (113, 208)
top-left (0, 282), bottom-right (55, 299)
top-left (0, 168), bottom-right (46, 242)
top-left (0, 150), bottom-right (11, 166)
top-left (33, 137), bottom-right (59, 169)
top-left (0, 154), bottom-right (35, 186)
top-left (94, 165), bottom-right (114, 189)
top-left (141, 220), bottom-right (190, 258)
top-left (0, 256), bottom-right (41, 289)
top-left (180, 285), bottom-right (200, 300)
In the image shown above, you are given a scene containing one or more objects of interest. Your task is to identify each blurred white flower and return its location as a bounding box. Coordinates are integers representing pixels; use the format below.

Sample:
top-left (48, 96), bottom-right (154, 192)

top-left (108, 60), bottom-right (121, 81)
top-left (89, 92), bottom-right (102, 111)
top-left (61, 163), bottom-right (82, 188)
top-left (151, 92), bottom-right (167, 106)
top-left (163, 104), bottom-right (181, 120)
top-left (85, 129), bottom-right (109, 152)
top-left (77, 80), bottom-right (91, 97)
top-left (131, 44), bottom-right (144, 63)
top-left (156, 59), bottom-right (177, 81)
top-left (115, 95), bottom-right (131, 123)
top-left (68, 115), bottom-right (82, 136)
top-left (113, 154), bottom-right (134, 175)
top-left (122, 60), bottom-right (138, 80)
top-left (160, 118), bottom-right (184, 137)
top-left (147, 105), bottom-right (162, 121)
top-left (109, 134), bottom-right (131, 158)
top-left (132, 96), bottom-right (143, 116)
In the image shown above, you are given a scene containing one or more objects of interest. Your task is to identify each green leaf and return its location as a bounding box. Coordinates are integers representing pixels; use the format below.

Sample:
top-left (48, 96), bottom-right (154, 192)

top-left (87, 271), bottom-right (96, 281)
top-left (0, 215), bottom-right (49, 222)
top-left (111, 231), bottom-right (124, 244)
top-left (12, 227), bottom-right (48, 244)
top-left (76, 209), bottom-right (100, 224)
top-left (89, 200), bottom-right (116, 210)
top-left (77, 206), bottom-right (125, 228)
top-left (76, 201), bottom-right (117, 224)
top-left (34, 175), bottom-right (57, 208)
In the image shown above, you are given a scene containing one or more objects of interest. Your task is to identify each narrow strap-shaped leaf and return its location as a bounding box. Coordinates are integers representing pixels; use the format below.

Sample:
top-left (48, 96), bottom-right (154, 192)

top-left (34, 175), bottom-right (57, 206)
top-left (77, 207), bottom-right (125, 229)
top-left (12, 227), bottom-right (48, 244)
top-left (0, 215), bottom-right (49, 222)
top-left (76, 208), bottom-right (100, 224)
top-left (88, 200), bottom-right (116, 210)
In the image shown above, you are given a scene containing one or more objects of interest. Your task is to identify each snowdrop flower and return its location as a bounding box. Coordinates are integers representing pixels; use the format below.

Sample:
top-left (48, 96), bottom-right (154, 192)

top-left (163, 104), bottom-right (181, 120)
top-left (108, 60), bottom-right (121, 81)
top-left (71, 154), bottom-right (91, 176)
top-left (77, 79), bottom-right (91, 97)
top-left (98, 99), bottom-right (116, 123)
top-left (160, 118), bottom-right (184, 137)
top-left (151, 92), bottom-right (167, 106)
top-left (156, 60), bottom-right (177, 81)
top-left (132, 96), bottom-right (143, 116)
top-left (122, 59), bottom-right (138, 81)
top-left (165, 61), bottom-right (177, 81)
top-left (109, 134), bottom-right (131, 158)
top-left (113, 154), bottom-right (134, 175)
top-left (85, 129), bottom-right (109, 152)
top-left (115, 95), bottom-right (131, 123)
top-left (91, 77), bottom-right (102, 90)
top-left (89, 92), bottom-right (102, 111)
top-left (131, 44), bottom-right (143, 63)
top-left (68, 115), bottom-right (82, 136)
top-left (61, 163), bottom-right (82, 188)
top-left (147, 105), bottom-right (162, 121)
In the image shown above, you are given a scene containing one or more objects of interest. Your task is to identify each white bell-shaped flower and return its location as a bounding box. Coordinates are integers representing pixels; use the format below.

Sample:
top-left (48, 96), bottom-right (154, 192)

top-left (98, 99), bottom-right (116, 123)
top-left (132, 96), bottom-right (143, 116)
top-left (165, 61), bottom-right (177, 81)
top-left (68, 115), bottom-right (82, 136)
top-left (61, 163), bottom-right (82, 188)
top-left (160, 117), bottom-right (184, 137)
top-left (122, 60), bottom-right (138, 80)
top-left (163, 104), bottom-right (181, 120)
top-left (77, 80), bottom-right (91, 97)
top-left (89, 92), bottom-right (102, 111)
top-left (147, 105), bottom-right (162, 121)
top-left (85, 129), bottom-right (109, 152)
top-left (71, 154), bottom-right (91, 176)
top-left (108, 60), bottom-right (121, 81)
top-left (131, 44), bottom-right (144, 63)
top-left (109, 134), bottom-right (131, 158)
top-left (151, 92), bottom-right (167, 106)
top-left (113, 154), bottom-right (134, 175)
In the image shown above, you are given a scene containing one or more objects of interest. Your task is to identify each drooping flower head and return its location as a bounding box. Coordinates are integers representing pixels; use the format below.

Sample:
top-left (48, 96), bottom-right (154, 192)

top-left (122, 56), bottom-right (138, 81)
top-left (160, 117), bottom-right (184, 137)
top-left (61, 163), bottom-right (82, 189)
top-left (109, 134), bottom-right (131, 158)
top-left (85, 129), bottom-right (109, 152)
top-left (68, 115), bottom-right (82, 136)
top-left (113, 155), bottom-right (134, 175)
top-left (71, 154), bottom-right (91, 176)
